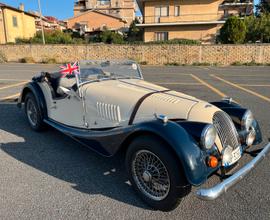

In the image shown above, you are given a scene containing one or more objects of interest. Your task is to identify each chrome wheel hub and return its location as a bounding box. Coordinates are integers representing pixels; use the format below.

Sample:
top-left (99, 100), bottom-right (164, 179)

top-left (132, 150), bottom-right (170, 201)
top-left (142, 171), bottom-right (152, 182)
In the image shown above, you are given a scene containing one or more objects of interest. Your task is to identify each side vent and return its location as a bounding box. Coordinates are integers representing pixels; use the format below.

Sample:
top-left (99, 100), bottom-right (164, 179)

top-left (96, 102), bottom-right (121, 122)
top-left (153, 93), bottom-right (180, 104)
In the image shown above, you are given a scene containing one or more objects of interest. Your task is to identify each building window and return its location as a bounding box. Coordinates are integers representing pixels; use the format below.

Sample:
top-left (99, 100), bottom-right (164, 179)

top-left (155, 6), bottom-right (169, 17)
top-left (155, 5), bottom-right (169, 22)
top-left (155, 32), bottom-right (168, 41)
top-left (175, 6), bottom-right (180, 16)
top-left (12, 16), bottom-right (18, 27)
top-left (98, 0), bottom-right (111, 6)
top-left (224, 10), bottom-right (229, 18)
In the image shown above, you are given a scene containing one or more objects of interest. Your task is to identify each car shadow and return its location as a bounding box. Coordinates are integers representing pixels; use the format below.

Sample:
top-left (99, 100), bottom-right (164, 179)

top-left (0, 103), bottom-right (149, 210)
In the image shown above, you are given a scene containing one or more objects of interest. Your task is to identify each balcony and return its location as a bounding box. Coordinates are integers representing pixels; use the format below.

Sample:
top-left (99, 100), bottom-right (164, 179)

top-left (142, 13), bottom-right (227, 25)
top-left (220, 0), bottom-right (253, 6)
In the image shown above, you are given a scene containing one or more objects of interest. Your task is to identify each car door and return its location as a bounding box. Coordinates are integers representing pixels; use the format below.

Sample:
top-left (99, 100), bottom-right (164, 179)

top-left (49, 92), bottom-right (85, 128)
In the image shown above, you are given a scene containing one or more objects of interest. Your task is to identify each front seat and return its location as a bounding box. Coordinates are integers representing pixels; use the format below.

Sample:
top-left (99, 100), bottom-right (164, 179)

top-left (48, 72), bottom-right (76, 98)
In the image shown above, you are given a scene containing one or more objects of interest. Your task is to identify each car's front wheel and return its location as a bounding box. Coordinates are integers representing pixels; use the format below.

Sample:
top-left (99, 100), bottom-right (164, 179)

top-left (126, 135), bottom-right (191, 211)
top-left (25, 93), bottom-right (45, 131)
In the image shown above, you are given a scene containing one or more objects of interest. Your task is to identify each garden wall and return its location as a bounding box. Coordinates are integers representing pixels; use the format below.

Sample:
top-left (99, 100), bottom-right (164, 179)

top-left (0, 44), bottom-right (270, 65)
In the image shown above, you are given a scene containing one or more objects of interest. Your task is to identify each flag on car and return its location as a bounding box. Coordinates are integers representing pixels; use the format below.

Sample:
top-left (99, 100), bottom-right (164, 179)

top-left (59, 61), bottom-right (80, 78)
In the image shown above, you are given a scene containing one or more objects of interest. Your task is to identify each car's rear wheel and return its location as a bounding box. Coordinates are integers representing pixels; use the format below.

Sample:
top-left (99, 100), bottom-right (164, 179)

top-left (126, 135), bottom-right (191, 211)
top-left (25, 93), bottom-right (45, 131)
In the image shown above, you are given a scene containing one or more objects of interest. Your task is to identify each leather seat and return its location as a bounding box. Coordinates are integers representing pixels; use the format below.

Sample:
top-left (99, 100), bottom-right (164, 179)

top-left (47, 72), bottom-right (76, 99)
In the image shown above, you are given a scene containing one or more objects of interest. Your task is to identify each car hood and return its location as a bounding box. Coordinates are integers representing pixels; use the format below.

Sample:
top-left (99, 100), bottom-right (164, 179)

top-left (83, 79), bottom-right (220, 127)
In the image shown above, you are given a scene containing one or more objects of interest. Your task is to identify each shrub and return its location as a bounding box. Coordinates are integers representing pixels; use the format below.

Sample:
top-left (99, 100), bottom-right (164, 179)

top-left (16, 38), bottom-right (31, 44)
top-left (130, 38), bottom-right (200, 45)
top-left (41, 58), bottom-right (57, 64)
top-left (0, 52), bottom-right (7, 63)
top-left (139, 61), bottom-right (148, 65)
top-left (154, 38), bottom-right (200, 45)
top-left (33, 30), bottom-right (74, 44)
top-left (165, 62), bottom-right (180, 66)
top-left (192, 62), bottom-right (212, 66)
top-left (219, 16), bottom-right (247, 44)
top-left (231, 61), bottom-right (243, 66)
top-left (20, 57), bottom-right (35, 63)
top-left (100, 30), bottom-right (124, 44)
top-left (231, 61), bottom-right (264, 66)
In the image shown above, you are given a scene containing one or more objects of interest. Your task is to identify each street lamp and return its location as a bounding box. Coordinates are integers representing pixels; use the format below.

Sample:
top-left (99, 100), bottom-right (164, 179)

top-left (37, 0), bottom-right (45, 44)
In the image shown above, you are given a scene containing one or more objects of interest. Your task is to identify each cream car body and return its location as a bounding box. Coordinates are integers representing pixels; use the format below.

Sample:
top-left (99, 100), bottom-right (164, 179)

top-left (18, 60), bottom-right (269, 211)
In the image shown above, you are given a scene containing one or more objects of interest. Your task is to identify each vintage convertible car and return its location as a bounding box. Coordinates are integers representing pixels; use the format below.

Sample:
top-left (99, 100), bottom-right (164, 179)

top-left (18, 60), bottom-right (270, 211)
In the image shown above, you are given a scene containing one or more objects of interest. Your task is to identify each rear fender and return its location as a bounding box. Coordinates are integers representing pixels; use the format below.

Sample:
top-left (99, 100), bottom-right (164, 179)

top-left (17, 82), bottom-right (48, 119)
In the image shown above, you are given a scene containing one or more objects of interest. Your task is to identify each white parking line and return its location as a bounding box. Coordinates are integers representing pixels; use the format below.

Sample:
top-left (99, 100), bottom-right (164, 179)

top-left (0, 81), bottom-right (27, 91)
top-left (0, 93), bottom-right (20, 101)
top-left (239, 84), bottom-right (270, 87)
top-left (211, 74), bottom-right (270, 103)
top-left (190, 74), bottom-right (227, 98)
top-left (0, 79), bottom-right (27, 82)
top-left (154, 82), bottom-right (201, 85)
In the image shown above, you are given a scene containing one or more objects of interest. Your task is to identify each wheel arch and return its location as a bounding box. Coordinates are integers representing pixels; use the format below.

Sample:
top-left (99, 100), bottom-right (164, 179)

top-left (121, 130), bottom-right (181, 162)
top-left (119, 121), bottom-right (210, 186)
top-left (18, 82), bottom-right (48, 119)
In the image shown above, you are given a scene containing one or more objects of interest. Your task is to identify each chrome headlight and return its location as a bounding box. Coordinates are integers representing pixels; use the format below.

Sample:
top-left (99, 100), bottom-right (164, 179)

top-left (242, 110), bottom-right (254, 131)
top-left (201, 125), bottom-right (217, 150)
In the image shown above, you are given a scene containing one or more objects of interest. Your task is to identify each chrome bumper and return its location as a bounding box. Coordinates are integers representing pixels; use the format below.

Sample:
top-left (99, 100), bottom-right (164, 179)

top-left (196, 142), bottom-right (270, 200)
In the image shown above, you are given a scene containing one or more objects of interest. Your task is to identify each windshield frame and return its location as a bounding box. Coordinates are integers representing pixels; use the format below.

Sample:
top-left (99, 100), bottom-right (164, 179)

top-left (77, 60), bottom-right (143, 87)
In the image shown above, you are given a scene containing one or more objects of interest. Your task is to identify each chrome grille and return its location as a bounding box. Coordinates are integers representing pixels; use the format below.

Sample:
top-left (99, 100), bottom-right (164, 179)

top-left (213, 111), bottom-right (240, 149)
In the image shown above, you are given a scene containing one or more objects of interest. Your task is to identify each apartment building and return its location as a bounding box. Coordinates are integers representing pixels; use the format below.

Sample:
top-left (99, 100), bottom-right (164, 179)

top-left (67, 10), bottom-right (128, 34)
top-left (0, 3), bottom-right (37, 44)
top-left (73, 0), bottom-right (136, 25)
top-left (137, 0), bottom-right (253, 43)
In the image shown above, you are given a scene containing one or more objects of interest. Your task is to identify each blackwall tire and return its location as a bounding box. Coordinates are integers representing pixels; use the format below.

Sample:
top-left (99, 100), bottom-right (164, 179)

top-left (126, 135), bottom-right (191, 211)
top-left (25, 93), bottom-right (45, 131)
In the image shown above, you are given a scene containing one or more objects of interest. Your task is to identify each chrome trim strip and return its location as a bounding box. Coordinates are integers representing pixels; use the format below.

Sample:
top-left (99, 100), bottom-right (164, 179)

top-left (196, 142), bottom-right (270, 200)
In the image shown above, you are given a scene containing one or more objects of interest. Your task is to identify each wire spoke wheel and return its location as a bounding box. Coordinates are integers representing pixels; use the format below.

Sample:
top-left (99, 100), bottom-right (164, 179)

top-left (26, 99), bottom-right (38, 126)
top-left (132, 150), bottom-right (170, 201)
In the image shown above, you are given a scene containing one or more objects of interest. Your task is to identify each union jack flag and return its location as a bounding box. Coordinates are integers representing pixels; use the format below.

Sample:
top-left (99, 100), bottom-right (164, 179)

top-left (59, 61), bottom-right (80, 78)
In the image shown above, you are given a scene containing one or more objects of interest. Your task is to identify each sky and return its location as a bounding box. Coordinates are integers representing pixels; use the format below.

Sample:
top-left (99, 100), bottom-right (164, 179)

top-left (0, 0), bottom-right (74, 20)
top-left (0, 0), bottom-right (260, 21)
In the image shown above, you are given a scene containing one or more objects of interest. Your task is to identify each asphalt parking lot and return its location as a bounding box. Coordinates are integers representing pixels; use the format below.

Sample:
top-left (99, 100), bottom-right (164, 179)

top-left (0, 63), bottom-right (270, 219)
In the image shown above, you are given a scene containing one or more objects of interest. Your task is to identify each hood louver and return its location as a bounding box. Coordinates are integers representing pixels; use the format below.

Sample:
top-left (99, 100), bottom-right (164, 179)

top-left (96, 102), bottom-right (121, 122)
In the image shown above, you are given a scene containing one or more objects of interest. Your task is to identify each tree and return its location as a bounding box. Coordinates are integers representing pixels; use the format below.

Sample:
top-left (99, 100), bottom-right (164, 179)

top-left (259, 13), bottom-right (270, 43)
top-left (256, 0), bottom-right (270, 15)
top-left (219, 16), bottom-right (247, 44)
top-left (244, 13), bottom-right (270, 43)
top-left (244, 15), bottom-right (260, 42)
top-left (126, 18), bottom-right (143, 42)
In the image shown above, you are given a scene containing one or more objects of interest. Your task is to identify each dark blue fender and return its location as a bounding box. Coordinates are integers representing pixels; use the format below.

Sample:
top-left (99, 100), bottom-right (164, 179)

top-left (130, 120), bottom-right (215, 186)
top-left (44, 118), bottom-right (215, 186)
top-left (17, 81), bottom-right (48, 119)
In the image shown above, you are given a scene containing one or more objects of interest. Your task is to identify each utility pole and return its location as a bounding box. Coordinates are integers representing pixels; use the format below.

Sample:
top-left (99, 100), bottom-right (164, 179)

top-left (37, 0), bottom-right (45, 44)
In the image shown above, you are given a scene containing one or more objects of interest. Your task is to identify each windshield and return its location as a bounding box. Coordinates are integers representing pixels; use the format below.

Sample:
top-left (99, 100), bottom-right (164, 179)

top-left (78, 60), bottom-right (142, 84)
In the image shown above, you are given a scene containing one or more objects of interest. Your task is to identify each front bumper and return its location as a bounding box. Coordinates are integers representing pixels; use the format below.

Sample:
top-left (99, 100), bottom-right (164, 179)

top-left (196, 142), bottom-right (270, 200)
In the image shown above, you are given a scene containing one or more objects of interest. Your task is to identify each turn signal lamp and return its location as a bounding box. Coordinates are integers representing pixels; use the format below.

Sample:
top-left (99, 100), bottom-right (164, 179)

top-left (207, 156), bottom-right (218, 168)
